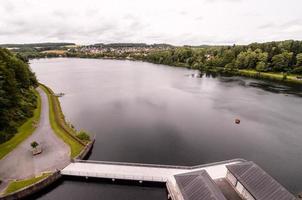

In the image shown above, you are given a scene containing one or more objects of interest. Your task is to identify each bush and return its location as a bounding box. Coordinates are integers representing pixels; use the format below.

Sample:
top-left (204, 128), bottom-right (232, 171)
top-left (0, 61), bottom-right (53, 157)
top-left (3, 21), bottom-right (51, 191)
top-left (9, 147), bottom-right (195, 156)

top-left (30, 141), bottom-right (39, 149)
top-left (291, 66), bottom-right (302, 75)
top-left (76, 131), bottom-right (90, 141)
top-left (256, 61), bottom-right (267, 72)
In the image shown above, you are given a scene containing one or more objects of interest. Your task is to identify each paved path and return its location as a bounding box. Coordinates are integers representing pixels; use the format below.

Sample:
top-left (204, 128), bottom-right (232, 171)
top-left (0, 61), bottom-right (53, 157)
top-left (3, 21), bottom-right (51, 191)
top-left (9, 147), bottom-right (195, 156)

top-left (0, 87), bottom-right (70, 191)
top-left (61, 160), bottom-right (239, 182)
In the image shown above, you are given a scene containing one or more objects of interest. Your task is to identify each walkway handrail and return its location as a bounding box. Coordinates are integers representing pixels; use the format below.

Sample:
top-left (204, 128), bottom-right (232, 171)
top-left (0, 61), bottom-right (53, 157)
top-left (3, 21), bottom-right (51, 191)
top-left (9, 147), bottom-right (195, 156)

top-left (73, 158), bottom-right (246, 170)
top-left (62, 169), bottom-right (167, 182)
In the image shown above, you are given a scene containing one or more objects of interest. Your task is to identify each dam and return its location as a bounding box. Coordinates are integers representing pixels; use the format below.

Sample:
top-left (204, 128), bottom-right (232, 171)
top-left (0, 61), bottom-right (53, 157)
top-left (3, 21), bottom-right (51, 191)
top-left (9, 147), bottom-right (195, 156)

top-left (61, 159), bottom-right (296, 200)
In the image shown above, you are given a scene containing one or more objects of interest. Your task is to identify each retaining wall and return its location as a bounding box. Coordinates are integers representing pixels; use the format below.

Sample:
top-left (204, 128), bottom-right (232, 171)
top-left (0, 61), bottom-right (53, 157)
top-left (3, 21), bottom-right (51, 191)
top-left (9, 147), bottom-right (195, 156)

top-left (75, 139), bottom-right (95, 160)
top-left (0, 172), bottom-right (61, 200)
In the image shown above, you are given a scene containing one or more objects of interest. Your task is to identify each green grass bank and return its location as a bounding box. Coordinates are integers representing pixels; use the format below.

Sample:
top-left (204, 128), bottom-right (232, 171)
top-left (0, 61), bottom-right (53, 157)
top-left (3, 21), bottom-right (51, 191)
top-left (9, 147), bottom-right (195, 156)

top-left (238, 69), bottom-right (302, 84)
top-left (39, 84), bottom-right (85, 158)
top-left (3, 173), bottom-right (51, 195)
top-left (202, 67), bottom-right (302, 84)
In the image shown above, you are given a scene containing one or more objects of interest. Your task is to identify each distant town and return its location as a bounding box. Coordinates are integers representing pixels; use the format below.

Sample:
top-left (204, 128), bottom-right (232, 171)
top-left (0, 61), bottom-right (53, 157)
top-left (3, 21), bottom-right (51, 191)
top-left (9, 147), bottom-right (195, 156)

top-left (0, 43), bottom-right (174, 60)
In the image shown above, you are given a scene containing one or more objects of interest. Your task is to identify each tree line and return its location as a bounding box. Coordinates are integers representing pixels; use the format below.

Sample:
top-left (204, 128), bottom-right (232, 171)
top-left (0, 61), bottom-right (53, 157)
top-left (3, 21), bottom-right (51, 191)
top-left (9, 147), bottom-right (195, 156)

top-left (145, 40), bottom-right (302, 75)
top-left (6, 40), bottom-right (302, 76)
top-left (0, 48), bottom-right (38, 143)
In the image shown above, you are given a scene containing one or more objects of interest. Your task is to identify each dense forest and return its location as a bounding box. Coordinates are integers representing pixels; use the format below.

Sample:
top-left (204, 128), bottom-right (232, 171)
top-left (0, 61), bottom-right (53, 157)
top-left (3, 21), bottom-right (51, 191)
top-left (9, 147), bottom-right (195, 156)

top-left (146, 40), bottom-right (302, 75)
top-left (0, 48), bottom-right (38, 143)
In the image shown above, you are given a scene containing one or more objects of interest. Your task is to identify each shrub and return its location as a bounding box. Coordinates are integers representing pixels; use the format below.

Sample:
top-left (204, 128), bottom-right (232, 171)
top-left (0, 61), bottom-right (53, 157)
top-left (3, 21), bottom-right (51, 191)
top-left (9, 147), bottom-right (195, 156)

top-left (256, 61), bottom-right (267, 72)
top-left (30, 141), bottom-right (39, 149)
top-left (76, 131), bottom-right (90, 141)
top-left (291, 66), bottom-right (302, 75)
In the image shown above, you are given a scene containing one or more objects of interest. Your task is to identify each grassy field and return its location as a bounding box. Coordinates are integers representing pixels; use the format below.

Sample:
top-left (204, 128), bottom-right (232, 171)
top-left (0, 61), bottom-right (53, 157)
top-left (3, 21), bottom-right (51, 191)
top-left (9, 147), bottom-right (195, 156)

top-left (41, 50), bottom-right (67, 54)
top-left (239, 69), bottom-right (302, 84)
top-left (3, 173), bottom-right (51, 195)
top-left (0, 89), bottom-right (41, 160)
top-left (40, 84), bottom-right (84, 157)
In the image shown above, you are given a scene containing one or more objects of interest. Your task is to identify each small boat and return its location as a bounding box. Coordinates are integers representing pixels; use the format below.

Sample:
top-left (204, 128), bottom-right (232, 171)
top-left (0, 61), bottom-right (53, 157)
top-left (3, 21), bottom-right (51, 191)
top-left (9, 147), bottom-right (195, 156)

top-left (235, 119), bottom-right (241, 124)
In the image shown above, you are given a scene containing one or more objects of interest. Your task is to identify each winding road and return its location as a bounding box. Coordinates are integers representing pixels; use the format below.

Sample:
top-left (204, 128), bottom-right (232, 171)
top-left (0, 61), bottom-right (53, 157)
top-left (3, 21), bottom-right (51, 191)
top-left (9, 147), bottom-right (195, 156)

top-left (0, 87), bottom-right (70, 192)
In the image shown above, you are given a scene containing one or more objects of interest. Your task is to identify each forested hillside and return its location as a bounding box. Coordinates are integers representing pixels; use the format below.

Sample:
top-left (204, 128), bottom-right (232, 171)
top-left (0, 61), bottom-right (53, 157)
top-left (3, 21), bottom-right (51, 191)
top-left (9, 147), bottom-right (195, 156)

top-left (0, 48), bottom-right (38, 143)
top-left (146, 40), bottom-right (302, 75)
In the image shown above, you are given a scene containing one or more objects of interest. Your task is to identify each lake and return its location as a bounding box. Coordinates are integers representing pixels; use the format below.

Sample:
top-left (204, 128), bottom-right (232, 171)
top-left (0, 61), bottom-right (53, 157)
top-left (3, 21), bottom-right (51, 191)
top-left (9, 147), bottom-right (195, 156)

top-left (30, 58), bottom-right (302, 199)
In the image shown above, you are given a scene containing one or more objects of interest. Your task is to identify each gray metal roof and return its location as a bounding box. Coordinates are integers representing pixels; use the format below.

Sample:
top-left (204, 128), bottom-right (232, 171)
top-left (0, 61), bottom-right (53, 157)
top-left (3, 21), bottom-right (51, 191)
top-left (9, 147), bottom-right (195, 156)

top-left (226, 161), bottom-right (296, 200)
top-left (174, 170), bottom-right (227, 200)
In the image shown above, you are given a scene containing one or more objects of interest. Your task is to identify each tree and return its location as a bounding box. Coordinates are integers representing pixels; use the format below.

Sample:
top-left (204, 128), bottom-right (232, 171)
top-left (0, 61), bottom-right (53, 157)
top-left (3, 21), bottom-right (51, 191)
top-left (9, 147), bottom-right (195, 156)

top-left (234, 52), bottom-right (247, 69)
top-left (292, 67), bottom-right (302, 75)
top-left (31, 141), bottom-right (39, 149)
top-left (76, 130), bottom-right (90, 141)
top-left (296, 53), bottom-right (302, 66)
top-left (256, 61), bottom-right (267, 72)
top-left (271, 52), bottom-right (293, 72)
top-left (234, 49), bottom-right (266, 69)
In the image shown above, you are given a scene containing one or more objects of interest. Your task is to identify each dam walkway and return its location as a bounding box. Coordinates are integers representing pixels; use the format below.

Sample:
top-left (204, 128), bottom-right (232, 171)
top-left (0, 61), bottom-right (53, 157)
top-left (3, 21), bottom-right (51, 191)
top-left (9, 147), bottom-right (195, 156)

top-left (61, 159), bottom-right (243, 182)
top-left (61, 159), bottom-right (244, 200)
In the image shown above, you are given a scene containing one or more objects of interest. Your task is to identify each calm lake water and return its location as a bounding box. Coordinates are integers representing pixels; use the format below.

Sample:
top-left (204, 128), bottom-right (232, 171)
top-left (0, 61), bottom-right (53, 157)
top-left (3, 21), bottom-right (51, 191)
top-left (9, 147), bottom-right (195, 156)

top-left (30, 58), bottom-right (302, 199)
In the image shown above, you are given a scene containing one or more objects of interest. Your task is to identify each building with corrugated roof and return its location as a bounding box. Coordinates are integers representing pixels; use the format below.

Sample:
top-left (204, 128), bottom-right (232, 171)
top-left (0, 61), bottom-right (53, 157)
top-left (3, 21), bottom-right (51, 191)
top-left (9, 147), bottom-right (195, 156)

top-left (226, 161), bottom-right (296, 200)
top-left (174, 170), bottom-right (227, 200)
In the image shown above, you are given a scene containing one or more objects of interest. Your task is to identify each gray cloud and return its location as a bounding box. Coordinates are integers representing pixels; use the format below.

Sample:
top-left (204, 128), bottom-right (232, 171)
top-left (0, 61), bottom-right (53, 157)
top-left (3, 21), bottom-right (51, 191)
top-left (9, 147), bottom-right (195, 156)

top-left (195, 16), bottom-right (204, 21)
top-left (204, 0), bottom-right (243, 3)
top-left (2, 1), bottom-right (15, 12)
top-left (0, 0), bottom-right (301, 45)
top-left (258, 23), bottom-right (275, 30)
top-left (258, 19), bottom-right (302, 30)
top-left (179, 11), bottom-right (188, 16)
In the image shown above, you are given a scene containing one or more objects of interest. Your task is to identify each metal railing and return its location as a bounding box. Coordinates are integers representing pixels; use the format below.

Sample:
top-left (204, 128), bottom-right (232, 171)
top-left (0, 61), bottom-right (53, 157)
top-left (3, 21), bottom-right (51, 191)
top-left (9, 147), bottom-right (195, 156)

top-left (61, 170), bottom-right (168, 182)
top-left (72, 158), bottom-right (246, 170)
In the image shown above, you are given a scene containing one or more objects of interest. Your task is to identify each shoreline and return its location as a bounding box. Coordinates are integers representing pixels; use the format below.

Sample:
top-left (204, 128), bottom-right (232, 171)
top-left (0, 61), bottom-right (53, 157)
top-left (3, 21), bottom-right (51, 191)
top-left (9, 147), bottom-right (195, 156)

top-left (30, 56), bottom-right (302, 85)
top-left (39, 83), bottom-right (85, 157)
top-left (202, 67), bottom-right (302, 85)
top-left (39, 83), bottom-right (95, 159)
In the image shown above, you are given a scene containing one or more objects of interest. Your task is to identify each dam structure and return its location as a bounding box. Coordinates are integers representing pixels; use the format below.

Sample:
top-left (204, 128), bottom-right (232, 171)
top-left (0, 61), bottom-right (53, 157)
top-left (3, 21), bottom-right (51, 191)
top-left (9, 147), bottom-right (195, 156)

top-left (61, 159), bottom-right (296, 200)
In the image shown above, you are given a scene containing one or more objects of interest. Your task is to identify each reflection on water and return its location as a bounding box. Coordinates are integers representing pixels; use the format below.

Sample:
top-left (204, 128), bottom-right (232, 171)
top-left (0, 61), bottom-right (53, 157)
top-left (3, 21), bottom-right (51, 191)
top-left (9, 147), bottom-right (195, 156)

top-left (247, 81), bottom-right (302, 96)
top-left (197, 72), bottom-right (302, 96)
top-left (28, 178), bottom-right (166, 200)
top-left (31, 58), bottom-right (302, 199)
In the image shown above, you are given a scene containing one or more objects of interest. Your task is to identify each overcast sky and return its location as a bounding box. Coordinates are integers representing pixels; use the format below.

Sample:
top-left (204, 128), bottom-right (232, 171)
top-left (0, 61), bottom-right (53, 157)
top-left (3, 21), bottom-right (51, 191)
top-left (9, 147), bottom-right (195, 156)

top-left (0, 0), bottom-right (302, 45)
